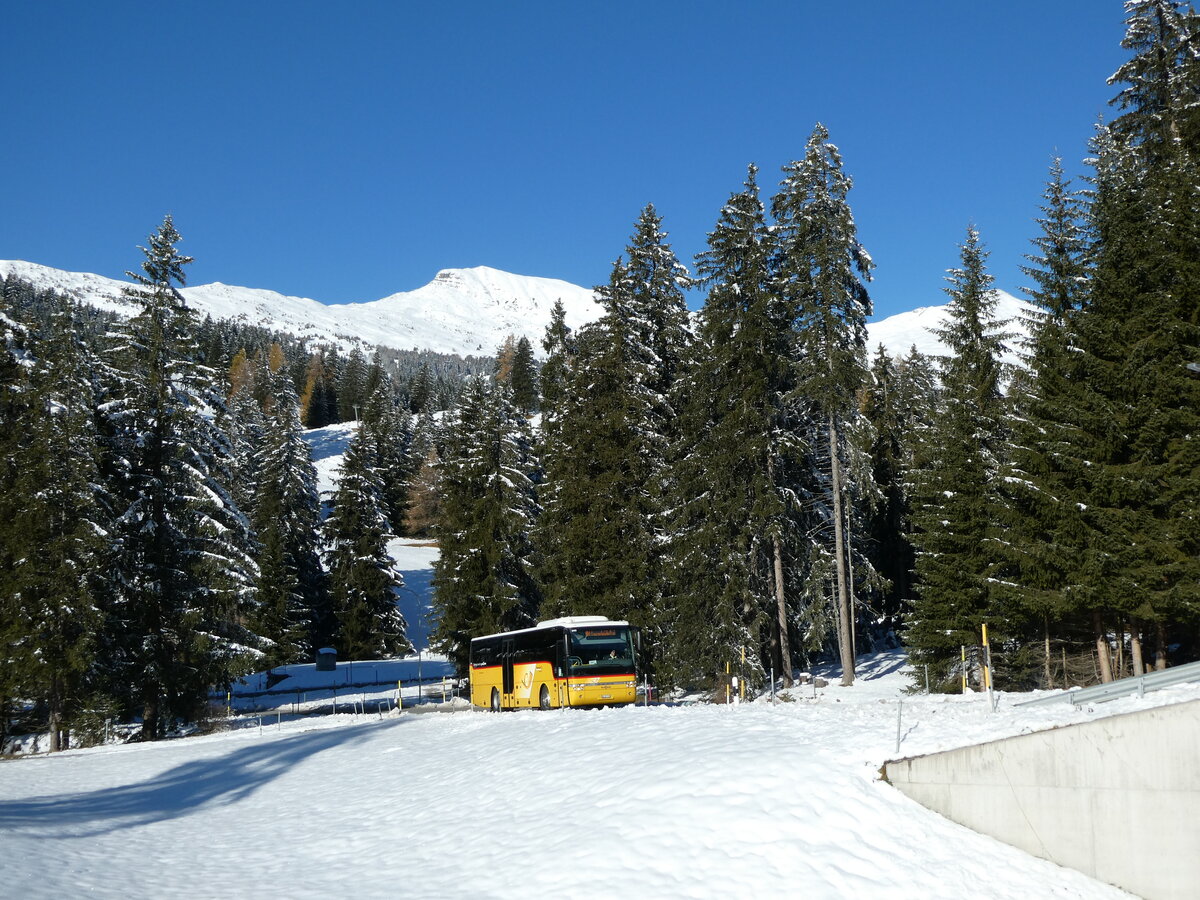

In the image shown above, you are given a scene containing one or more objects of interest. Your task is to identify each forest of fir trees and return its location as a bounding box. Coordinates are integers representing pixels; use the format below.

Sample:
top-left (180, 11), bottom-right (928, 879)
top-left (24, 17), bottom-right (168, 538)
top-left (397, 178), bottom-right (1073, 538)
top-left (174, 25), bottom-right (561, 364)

top-left (3, 1), bottom-right (1198, 750)
top-left (431, 0), bottom-right (1199, 697)
top-left (0, 217), bottom-right (459, 749)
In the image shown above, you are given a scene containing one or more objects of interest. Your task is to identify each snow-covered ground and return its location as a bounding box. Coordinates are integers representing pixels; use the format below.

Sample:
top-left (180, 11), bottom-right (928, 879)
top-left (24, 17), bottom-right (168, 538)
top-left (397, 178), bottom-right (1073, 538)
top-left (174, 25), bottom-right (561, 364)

top-left (5, 645), bottom-right (1198, 898)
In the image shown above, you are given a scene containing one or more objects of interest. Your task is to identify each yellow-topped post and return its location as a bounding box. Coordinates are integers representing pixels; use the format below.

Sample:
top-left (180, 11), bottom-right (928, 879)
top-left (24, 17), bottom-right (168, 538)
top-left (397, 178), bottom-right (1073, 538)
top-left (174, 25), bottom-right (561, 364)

top-left (740, 646), bottom-right (746, 701)
top-left (982, 623), bottom-right (996, 712)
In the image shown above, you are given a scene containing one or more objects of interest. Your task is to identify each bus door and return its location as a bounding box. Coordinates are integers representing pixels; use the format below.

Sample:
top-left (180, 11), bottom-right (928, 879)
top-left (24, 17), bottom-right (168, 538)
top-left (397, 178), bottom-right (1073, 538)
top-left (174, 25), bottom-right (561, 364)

top-left (556, 632), bottom-right (570, 707)
top-left (502, 638), bottom-right (515, 700)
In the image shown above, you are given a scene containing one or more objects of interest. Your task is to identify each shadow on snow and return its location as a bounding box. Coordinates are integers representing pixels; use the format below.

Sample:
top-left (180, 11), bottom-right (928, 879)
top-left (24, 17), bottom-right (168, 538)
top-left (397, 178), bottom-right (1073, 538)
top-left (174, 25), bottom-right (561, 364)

top-left (0, 719), bottom-right (403, 839)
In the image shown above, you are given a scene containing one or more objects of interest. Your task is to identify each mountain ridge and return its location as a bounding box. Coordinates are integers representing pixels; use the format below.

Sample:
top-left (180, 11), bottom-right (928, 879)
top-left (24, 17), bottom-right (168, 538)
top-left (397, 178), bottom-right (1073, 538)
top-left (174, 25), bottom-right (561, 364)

top-left (1, 259), bottom-right (1032, 362)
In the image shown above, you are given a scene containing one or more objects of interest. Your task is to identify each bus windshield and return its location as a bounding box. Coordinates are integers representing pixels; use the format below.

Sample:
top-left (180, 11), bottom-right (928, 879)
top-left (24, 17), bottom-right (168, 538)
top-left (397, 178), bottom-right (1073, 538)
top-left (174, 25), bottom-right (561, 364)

top-left (567, 625), bottom-right (635, 673)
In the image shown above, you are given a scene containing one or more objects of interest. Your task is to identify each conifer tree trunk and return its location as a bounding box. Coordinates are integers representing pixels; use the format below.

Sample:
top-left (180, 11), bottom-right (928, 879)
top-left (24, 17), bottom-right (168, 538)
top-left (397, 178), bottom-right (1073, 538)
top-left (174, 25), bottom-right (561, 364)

top-left (1130, 624), bottom-right (1145, 677)
top-left (1155, 622), bottom-right (1169, 671)
top-left (48, 677), bottom-right (62, 753)
top-left (830, 416), bottom-right (854, 686)
top-left (1094, 612), bottom-right (1114, 683)
top-left (773, 535), bottom-right (792, 688)
top-left (1044, 618), bottom-right (1053, 689)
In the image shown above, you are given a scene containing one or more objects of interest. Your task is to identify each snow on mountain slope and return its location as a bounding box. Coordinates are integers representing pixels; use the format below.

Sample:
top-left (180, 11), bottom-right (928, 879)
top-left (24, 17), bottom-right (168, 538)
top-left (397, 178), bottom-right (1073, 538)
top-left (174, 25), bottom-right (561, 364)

top-left (866, 289), bottom-right (1033, 365)
top-left (3, 258), bottom-right (1034, 364)
top-left (0, 260), bottom-right (601, 358)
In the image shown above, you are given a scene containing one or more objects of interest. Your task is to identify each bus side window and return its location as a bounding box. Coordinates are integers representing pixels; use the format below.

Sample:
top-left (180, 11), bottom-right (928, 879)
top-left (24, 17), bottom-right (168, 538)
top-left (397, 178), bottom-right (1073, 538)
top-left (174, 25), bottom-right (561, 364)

top-left (473, 639), bottom-right (496, 668)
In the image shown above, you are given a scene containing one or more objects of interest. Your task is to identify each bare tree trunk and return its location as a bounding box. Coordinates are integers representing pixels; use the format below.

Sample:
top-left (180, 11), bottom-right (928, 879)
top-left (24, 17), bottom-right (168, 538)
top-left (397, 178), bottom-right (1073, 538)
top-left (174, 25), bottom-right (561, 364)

top-left (1043, 617), bottom-right (1053, 689)
top-left (773, 535), bottom-right (792, 687)
top-left (846, 502), bottom-right (857, 661)
top-left (1130, 623), bottom-right (1145, 677)
top-left (765, 452), bottom-right (793, 688)
top-left (829, 416), bottom-right (854, 687)
top-left (1155, 621), bottom-right (1169, 671)
top-left (143, 696), bottom-right (159, 742)
top-left (48, 675), bottom-right (63, 753)
top-left (1094, 612), bottom-right (1114, 684)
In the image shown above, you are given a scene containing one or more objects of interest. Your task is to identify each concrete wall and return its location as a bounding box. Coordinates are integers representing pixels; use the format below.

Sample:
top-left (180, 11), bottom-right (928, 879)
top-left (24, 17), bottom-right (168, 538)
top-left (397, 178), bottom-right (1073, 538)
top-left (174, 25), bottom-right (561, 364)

top-left (883, 699), bottom-right (1200, 900)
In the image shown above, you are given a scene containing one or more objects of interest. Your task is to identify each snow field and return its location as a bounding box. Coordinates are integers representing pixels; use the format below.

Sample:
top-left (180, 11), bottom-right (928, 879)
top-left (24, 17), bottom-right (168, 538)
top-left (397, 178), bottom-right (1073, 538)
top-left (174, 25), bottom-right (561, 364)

top-left (4, 658), bottom-right (1188, 898)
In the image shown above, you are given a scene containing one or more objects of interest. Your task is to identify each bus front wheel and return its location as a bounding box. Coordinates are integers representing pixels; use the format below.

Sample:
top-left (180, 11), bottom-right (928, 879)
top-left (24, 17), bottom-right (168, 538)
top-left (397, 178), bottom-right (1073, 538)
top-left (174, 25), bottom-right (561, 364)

top-left (539, 684), bottom-right (551, 710)
top-left (490, 688), bottom-right (501, 712)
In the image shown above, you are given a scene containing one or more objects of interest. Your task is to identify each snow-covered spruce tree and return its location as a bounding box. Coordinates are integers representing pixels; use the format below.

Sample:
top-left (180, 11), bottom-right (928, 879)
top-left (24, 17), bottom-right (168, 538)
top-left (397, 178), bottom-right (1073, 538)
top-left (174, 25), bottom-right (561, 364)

top-left (227, 382), bottom-right (267, 529)
top-left (1059, 1), bottom-right (1200, 676)
top-left (663, 165), bottom-right (806, 689)
top-left (0, 295), bottom-right (27, 749)
top-left (906, 227), bottom-right (1012, 692)
top-left (337, 347), bottom-right (369, 424)
top-left (3, 301), bottom-right (108, 751)
top-left (322, 426), bottom-right (409, 660)
top-left (300, 350), bottom-right (338, 428)
top-left (253, 366), bottom-right (327, 666)
top-left (772, 124), bottom-right (877, 686)
top-left (996, 158), bottom-right (1093, 687)
top-left (509, 335), bottom-right (539, 414)
top-left (536, 205), bottom-right (692, 663)
top-left (864, 344), bottom-right (943, 617)
top-left (531, 300), bottom-right (576, 612)
top-left (408, 362), bottom-right (433, 415)
top-left (860, 345), bottom-right (918, 642)
top-left (431, 377), bottom-right (541, 672)
top-left (539, 299), bottom-right (576, 432)
top-left (360, 371), bottom-right (416, 535)
top-left (103, 216), bottom-right (261, 738)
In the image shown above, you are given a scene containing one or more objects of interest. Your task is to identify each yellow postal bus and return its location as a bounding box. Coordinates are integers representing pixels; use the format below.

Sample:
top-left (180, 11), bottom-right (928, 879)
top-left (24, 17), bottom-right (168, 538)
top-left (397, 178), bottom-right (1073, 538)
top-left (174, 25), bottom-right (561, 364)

top-left (470, 616), bottom-right (639, 710)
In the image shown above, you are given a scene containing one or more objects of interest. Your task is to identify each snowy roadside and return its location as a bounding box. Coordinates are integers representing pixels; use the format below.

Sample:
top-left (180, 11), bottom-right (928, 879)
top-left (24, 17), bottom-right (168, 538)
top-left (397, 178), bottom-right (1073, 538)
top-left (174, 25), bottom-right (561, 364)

top-left (3, 655), bottom-right (1184, 898)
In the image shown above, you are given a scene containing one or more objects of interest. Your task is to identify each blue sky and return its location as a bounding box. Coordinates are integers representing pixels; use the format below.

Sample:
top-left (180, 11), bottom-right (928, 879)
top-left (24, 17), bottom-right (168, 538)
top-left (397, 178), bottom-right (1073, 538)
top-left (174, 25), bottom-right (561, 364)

top-left (2, 2), bottom-right (1127, 318)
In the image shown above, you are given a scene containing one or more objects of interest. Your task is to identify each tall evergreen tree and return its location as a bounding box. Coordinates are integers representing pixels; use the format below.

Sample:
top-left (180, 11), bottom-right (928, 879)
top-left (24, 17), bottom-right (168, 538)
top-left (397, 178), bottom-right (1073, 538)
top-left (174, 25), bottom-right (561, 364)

top-left (772, 124), bottom-right (876, 686)
top-left (432, 377), bottom-right (541, 671)
top-left (539, 300), bottom-right (576, 432)
top-left (1061, 1), bottom-right (1200, 675)
top-left (0, 297), bottom-right (28, 749)
top-left (102, 216), bottom-right (261, 737)
top-left (861, 345), bottom-right (915, 641)
top-left (509, 335), bottom-right (539, 414)
top-left (322, 428), bottom-right (409, 659)
top-left (254, 367), bottom-right (327, 665)
top-left (537, 205), bottom-right (692, 664)
top-left (664, 165), bottom-right (806, 688)
top-left (997, 158), bottom-right (1093, 686)
top-left (408, 363), bottom-right (433, 415)
top-left (906, 227), bottom-right (1011, 691)
top-left (338, 347), bottom-right (369, 423)
top-left (8, 303), bottom-right (108, 750)
top-left (361, 381), bottom-right (416, 536)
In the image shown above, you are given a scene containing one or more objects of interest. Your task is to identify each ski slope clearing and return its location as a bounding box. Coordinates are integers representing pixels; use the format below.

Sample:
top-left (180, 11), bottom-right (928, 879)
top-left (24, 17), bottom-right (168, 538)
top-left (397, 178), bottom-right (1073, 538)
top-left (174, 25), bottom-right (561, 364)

top-left (303, 421), bottom-right (440, 650)
top-left (5, 656), bottom-right (1196, 899)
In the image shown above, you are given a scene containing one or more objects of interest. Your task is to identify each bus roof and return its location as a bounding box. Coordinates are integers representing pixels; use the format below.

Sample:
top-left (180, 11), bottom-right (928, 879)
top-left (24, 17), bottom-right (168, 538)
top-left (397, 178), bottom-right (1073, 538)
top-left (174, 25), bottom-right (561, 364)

top-left (471, 617), bottom-right (631, 642)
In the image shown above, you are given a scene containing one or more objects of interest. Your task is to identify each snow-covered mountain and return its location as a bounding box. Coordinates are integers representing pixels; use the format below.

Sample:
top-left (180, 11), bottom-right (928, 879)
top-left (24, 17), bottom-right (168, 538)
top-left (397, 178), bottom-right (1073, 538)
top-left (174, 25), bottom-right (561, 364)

top-left (0, 260), bottom-right (601, 358)
top-left (2, 259), bottom-right (1033, 362)
top-left (865, 289), bottom-right (1033, 366)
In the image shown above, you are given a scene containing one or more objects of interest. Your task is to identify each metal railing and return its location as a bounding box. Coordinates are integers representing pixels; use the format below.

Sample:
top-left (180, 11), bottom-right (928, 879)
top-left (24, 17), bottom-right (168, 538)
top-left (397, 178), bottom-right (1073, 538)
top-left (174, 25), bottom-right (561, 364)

top-left (1015, 658), bottom-right (1200, 708)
